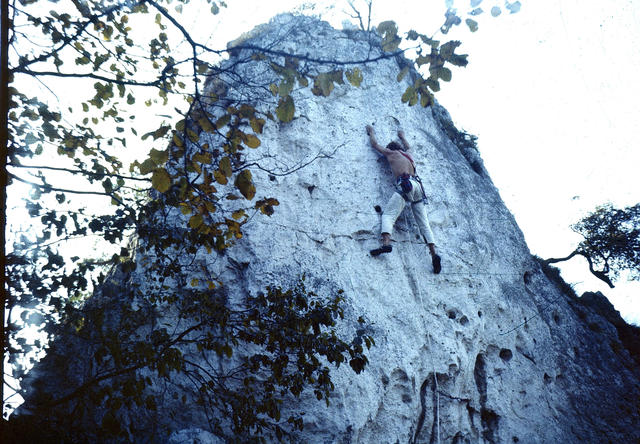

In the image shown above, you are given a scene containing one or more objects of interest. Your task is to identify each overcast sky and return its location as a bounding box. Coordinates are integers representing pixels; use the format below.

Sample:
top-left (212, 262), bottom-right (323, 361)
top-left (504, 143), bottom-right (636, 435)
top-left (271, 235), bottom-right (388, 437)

top-left (204, 0), bottom-right (639, 323)
top-left (434, 0), bottom-right (640, 325)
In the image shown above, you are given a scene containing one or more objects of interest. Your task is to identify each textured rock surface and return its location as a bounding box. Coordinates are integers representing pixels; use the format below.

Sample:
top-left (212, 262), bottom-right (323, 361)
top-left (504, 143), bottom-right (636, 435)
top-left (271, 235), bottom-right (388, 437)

top-left (19, 14), bottom-right (640, 443)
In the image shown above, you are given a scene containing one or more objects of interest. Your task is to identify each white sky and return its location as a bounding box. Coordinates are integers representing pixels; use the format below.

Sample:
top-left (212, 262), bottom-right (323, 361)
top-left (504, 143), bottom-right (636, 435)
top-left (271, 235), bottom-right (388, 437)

top-left (434, 0), bottom-right (640, 325)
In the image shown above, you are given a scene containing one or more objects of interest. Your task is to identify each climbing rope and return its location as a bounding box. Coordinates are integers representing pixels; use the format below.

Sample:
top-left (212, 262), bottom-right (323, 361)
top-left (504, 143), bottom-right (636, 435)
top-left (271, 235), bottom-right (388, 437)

top-left (402, 211), bottom-right (441, 444)
top-left (427, 332), bottom-right (441, 444)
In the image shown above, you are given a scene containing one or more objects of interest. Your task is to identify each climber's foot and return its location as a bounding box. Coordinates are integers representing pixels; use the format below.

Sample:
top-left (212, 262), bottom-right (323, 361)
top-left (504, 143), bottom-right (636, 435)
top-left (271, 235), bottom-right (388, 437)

top-left (370, 245), bottom-right (392, 256)
top-left (432, 254), bottom-right (442, 274)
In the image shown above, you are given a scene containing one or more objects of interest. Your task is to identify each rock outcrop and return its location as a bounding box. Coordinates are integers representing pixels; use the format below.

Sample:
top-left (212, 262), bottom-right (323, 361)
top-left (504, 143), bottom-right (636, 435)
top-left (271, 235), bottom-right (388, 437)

top-left (15, 14), bottom-right (640, 443)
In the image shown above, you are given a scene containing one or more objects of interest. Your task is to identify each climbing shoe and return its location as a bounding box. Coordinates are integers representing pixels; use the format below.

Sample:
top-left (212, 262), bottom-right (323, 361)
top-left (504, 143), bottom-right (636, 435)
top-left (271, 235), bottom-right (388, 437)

top-left (370, 245), bottom-right (392, 256)
top-left (432, 254), bottom-right (442, 274)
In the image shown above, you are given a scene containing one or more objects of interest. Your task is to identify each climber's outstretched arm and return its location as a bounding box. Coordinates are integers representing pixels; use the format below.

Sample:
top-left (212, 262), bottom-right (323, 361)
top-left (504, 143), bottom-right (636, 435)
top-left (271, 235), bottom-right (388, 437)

top-left (366, 125), bottom-right (392, 156)
top-left (398, 130), bottom-right (411, 152)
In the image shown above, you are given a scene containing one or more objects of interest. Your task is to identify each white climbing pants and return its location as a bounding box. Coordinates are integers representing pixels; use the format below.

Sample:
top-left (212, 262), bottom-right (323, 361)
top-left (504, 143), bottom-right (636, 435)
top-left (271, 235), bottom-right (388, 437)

top-left (381, 179), bottom-right (436, 244)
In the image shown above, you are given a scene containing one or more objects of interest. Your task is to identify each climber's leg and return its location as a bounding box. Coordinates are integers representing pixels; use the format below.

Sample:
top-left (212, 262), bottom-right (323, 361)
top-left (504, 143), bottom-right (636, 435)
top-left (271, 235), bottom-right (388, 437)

top-left (412, 201), bottom-right (441, 274)
top-left (371, 192), bottom-right (405, 256)
top-left (411, 200), bottom-right (435, 245)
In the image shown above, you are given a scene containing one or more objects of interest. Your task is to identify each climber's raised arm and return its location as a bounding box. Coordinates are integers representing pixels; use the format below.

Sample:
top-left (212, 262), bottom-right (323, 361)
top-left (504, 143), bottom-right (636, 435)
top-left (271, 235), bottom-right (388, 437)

top-left (366, 125), bottom-right (392, 156)
top-left (398, 130), bottom-right (410, 152)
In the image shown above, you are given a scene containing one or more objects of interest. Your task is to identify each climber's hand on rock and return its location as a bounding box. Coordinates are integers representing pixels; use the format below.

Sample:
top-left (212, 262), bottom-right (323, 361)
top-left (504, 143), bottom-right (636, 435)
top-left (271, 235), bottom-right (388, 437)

top-left (366, 125), bottom-right (374, 136)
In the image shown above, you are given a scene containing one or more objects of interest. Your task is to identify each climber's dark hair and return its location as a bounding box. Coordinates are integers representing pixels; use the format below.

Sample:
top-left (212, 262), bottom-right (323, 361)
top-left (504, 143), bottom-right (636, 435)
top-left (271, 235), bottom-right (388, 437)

top-left (386, 141), bottom-right (403, 151)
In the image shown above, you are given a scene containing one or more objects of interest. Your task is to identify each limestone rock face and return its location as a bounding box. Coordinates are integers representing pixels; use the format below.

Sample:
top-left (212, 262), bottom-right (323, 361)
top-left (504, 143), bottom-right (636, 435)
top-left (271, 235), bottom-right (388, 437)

top-left (18, 14), bottom-right (640, 443)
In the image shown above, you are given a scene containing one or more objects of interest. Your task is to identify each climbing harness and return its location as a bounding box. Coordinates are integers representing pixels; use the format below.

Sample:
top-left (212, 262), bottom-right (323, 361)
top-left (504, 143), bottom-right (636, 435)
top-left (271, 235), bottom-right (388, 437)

top-left (397, 173), bottom-right (414, 194)
top-left (413, 175), bottom-right (429, 204)
top-left (395, 174), bottom-right (429, 205)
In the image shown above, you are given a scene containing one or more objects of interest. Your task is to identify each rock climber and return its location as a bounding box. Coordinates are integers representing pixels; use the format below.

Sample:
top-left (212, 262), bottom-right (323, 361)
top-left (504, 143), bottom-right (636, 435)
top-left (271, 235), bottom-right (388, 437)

top-left (366, 125), bottom-right (442, 274)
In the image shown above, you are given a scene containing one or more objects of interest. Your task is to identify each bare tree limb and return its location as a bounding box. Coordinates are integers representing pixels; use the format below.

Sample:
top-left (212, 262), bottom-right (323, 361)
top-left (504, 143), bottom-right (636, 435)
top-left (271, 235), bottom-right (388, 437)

top-left (8, 163), bottom-right (151, 182)
top-left (14, 68), bottom-right (162, 87)
top-left (544, 250), bottom-right (615, 288)
top-left (8, 173), bottom-right (140, 207)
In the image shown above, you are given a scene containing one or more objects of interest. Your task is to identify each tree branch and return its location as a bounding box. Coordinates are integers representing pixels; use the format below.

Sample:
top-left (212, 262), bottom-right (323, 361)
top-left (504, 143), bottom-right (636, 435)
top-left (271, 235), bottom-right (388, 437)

top-left (14, 68), bottom-right (161, 88)
top-left (1, 0), bottom-right (8, 414)
top-left (40, 320), bottom-right (207, 408)
top-left (544, 250), bottom-right (615, 288)
top-left (230, 43), bottom-right (402, 66)
top-left (8, 172), bottom-right (133, 207)
top-left (8, 162), bottom-right (151, 182)
top-left (13, 1), bottom-right (143, 71)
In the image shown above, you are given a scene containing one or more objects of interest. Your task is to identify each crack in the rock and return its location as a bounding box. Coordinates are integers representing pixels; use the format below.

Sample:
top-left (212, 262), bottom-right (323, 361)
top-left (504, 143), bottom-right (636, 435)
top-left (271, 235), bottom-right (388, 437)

top-left (474, 353), bottom-right (500, 444)
top-left (516, 345), bottom-right (536, 364)
top-left (412, 372), bottom-right (449, 444)
top-left (412, 376), bottom-right (431, 444)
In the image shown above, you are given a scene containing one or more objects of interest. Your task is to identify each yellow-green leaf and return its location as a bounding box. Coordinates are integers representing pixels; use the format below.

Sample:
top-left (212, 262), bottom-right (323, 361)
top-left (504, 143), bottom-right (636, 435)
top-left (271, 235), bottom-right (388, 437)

top-left (401, 86), bottom-right (416, 104)
top-left (192, 152), bottom-right (212, 165)
top-left (250, 118), bottom-right (265, 134)
top-left (187, 129), bottom-right (199, 143)
top-left (151, 168), bottom-right (171, 193)
top-left (149, 148), bottom-right (168, 165)
top-left (139, 158), bottom-right (156, 175)
top-left (465, 18), bottom-right (478, 32)
top-left (312, 73), bottom-right (333, 97)
top-left (329, 70), bottom-right (344, 85)
top-left (188, 214), bottom-right (204, 229)
top-left (377, 20), bottom-right (397, 36)
top-left (216, 114), bottom-right (231, 130)
top-left (219, 156), bottom-right (232, 177)
top-left (197, 62), bottom-right (208, 74)
top-left (397, 67), bottom-right (409, 82)
top-left (142, 125), bottom-right (170, 141)
top-left (378, 21), bottom-right (401, 52)
top-left (275, 96), bottom-right (295, 123)
top-left (234, 169), bottom-right (255, 200)
top-left (346, 68), bottom-right (363, 87)
top-left (439, 67), bottom-right (452, 82)
top-left (214, 170), bottom-right (228, 185)
top-left (198, 117), bottom-right (215, 133)
top-left (179, 203), bottom-right (191, 215)
top-left (244, 134), bottom-right (261, 148)
top-left (231, 210), bottom-right (245, 220)
top-left (420, 91), bottom-right (433, 107)
top-left (278, 77), bottom-right (294, 97)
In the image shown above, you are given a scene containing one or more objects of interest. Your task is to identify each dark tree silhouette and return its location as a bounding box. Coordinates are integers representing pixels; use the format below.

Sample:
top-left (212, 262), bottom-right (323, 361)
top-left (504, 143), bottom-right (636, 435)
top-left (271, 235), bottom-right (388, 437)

top-left (545, 203), bottom-right (640, 288)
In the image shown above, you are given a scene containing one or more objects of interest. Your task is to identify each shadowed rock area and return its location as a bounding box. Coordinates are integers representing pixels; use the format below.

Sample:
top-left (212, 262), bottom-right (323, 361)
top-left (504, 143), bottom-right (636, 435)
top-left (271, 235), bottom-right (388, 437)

top-left (13, 14), bottom-right (640, 443)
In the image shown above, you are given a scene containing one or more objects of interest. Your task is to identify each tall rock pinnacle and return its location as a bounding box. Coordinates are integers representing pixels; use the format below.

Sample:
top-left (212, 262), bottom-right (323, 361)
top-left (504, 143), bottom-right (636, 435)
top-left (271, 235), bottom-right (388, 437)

top-left (15, 14), bottom-right (640, 443)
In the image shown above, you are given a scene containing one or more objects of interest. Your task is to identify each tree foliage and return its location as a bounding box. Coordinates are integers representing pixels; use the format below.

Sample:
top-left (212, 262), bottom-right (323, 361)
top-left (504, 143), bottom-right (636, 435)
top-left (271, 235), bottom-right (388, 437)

top-left (3, 0), bottom-right (520, 439)
top-left (5, 275), bottom-right (373, 441)
top-left (545, 203), bottom-right (640, 288)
